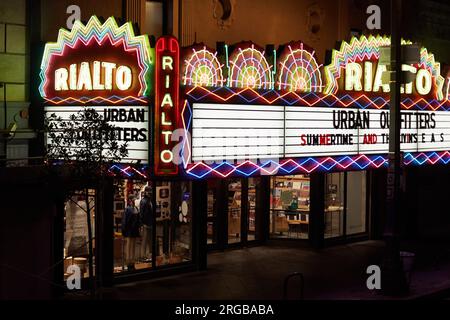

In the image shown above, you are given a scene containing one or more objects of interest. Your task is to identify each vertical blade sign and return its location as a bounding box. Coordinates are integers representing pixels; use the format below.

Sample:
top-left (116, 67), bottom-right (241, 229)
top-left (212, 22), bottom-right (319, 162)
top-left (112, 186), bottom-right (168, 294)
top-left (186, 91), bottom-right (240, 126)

top-left (155, 36), bottom-right (180, 175)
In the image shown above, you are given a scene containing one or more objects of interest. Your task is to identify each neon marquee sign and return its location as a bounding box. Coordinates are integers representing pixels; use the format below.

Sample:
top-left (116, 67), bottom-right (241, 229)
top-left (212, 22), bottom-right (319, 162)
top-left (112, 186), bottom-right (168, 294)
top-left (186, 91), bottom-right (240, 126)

top-left (39, 16), bottom-right (153, 104)
top-left (276, 41), bottom-right (323, 92)
top-left (182, 45), bottom-right (225, 87)
top-left (324, 35), bottom-right (445, 100)
top-left (179, 36), bottom-right (450, 179)
top-left (155, 35), bottom-right (180, 175)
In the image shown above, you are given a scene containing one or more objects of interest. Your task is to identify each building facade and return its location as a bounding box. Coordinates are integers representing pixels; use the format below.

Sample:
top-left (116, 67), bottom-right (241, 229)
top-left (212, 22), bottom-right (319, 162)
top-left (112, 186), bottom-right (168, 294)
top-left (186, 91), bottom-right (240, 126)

top-left (2, 0), bottom-right (450, 299)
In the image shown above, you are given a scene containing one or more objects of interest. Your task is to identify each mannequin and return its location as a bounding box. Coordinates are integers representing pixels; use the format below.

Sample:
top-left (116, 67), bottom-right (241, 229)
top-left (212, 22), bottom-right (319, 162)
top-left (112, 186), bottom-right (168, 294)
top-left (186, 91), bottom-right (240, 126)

top-left (121, 195), bottom-right (140, 271)
top-left (140, 186), bottom-right (153, 262)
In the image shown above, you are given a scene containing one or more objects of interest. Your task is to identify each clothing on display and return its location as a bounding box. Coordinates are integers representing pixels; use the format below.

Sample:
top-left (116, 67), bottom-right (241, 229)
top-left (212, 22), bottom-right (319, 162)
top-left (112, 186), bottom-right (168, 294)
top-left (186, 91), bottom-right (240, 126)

top-left (121, 204), bottom-right (141, 238)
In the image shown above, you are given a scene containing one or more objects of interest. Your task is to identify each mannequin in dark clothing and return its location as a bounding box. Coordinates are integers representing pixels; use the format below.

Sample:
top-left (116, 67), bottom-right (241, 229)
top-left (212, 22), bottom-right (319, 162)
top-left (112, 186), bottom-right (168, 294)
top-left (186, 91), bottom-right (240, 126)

top-left (122, 196), bottom-right (140, 270)
top-left (140, 186), bottom-right (153, 261)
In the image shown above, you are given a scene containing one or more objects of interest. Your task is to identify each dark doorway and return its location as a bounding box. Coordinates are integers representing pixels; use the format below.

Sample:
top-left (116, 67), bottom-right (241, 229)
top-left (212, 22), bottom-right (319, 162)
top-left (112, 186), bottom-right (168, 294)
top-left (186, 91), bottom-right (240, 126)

top-left (207, 177), bottom-right (263, 250)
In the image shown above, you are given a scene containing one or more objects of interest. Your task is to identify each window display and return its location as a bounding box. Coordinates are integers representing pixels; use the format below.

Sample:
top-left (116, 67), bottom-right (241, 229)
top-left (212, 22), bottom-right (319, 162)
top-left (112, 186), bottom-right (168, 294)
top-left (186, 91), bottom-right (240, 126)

top-left (63, 189), bottom-right (96, 280)
top-left (270, 175), bottom-right (310, 239)
top-left (155, 181), bottom-right (193, 266)
top-left (248, 178), bottom-right (257, 241)
top-left (228, 179), bottom-right (242, 244)
top-left (113, 180), bottom-right (151, 273)
top-left (113, 179), bottom-right (193, 273)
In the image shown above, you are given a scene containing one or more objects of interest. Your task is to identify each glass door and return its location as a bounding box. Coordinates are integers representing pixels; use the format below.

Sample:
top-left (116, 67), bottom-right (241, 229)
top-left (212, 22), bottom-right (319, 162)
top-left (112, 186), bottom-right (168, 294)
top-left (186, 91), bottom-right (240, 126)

top-left (270, 175), bottom-right (310, 240)
top-left (346, 171), bottom-right (367, 235)
top-left (247, 178), bottom-right (257, 241)
top-left (206, 178), bottom-right (262, 249)
top-left (324, 173), bottom-right (345, 239)
top-left (227, 179), bottom-right (242, 244)
top-left (324, 171), bottom-right (368, 241)
top-left (207, 180), bottom-right (219, 247)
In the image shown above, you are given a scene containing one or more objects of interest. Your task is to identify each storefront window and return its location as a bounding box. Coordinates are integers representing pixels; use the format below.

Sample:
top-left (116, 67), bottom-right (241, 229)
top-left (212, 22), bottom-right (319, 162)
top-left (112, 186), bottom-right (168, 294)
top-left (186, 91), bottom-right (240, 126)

top-left (113, 180), bottom-right (193, 273)
top-left (207, 180), bottom-right (219, 245)
top-left (228, 179), bottom-right (242, 244)
top-left (248, 178), bottom-right (257, 241)
top-left (346, 171), bottom-right (367, 235)
top-left (155, 181), bottom-right (193, 266)
top-left (270, 175), bottom-right (310, 239)
top-left (63, 189), bottom-right (96, 280)
top-left (113, 180), bottom-right (151, 273)
top-left (324, 173), bottom-right (345, 239)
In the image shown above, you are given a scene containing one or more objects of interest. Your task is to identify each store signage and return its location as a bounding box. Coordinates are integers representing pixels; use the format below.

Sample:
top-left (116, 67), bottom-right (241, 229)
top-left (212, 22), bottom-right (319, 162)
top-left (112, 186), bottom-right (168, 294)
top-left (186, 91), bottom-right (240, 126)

top-left (41, 16), bottom-right (153, 165)
top-left (324, 35), bottom-right (445, 100)
top-left (39, 16), bottom-right (153, 104)
top-left (191, 103), bottom-right (450, 162)
top-left (54, 61), bottom-right (133, 92)
top-left (45, 106), bottom-right (149, 163)
top-left (155, 35), bottom-right (179, 175)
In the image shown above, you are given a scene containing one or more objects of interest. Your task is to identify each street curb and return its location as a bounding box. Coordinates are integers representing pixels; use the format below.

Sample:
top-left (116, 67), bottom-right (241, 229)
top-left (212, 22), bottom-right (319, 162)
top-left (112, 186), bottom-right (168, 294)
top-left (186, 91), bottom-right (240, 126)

top-left (408, 286), bottom-right (450, 300)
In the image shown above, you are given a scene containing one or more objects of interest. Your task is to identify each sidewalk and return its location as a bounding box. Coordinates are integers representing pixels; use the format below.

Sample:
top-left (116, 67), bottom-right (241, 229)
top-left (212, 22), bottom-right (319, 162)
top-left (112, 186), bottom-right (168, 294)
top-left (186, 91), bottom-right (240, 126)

top-left (100, 240), bottom-right (450, 300)
top-left (66, 241), bottom-right (450, 300)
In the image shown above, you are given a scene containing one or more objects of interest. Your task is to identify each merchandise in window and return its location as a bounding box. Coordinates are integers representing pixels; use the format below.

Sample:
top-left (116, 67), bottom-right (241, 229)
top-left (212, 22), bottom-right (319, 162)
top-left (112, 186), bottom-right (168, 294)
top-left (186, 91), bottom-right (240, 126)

top-left (270, 175), bottom-right (310, 239)
top-left (113, 180), bottom-right (152, 273)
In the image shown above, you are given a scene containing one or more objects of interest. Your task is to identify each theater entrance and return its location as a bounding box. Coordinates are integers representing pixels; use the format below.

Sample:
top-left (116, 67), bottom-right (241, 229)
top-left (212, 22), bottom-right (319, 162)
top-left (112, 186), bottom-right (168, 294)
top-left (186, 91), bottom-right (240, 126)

top-left (206, 177), bottom-right (264, 250)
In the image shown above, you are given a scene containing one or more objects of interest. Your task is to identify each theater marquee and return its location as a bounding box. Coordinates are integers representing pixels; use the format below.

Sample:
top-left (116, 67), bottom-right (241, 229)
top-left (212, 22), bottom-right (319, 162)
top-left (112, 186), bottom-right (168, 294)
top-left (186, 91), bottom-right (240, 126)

top-left (41, 16), bottom-right (153, 164)
top-left (180, 37), bottom-right (450, 178)
top-left (191, 103), bottom-right (450, 162)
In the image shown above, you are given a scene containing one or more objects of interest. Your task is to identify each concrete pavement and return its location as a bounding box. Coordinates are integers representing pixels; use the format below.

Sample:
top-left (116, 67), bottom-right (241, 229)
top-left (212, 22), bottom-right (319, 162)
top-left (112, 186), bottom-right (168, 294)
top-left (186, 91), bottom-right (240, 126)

top-left (66, 240), bottom-right (450, 300)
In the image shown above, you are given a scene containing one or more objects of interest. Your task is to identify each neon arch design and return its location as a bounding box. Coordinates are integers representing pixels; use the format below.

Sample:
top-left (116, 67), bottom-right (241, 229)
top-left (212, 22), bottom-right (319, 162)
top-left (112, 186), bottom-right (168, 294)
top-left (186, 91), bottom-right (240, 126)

top-left (39, 16), bottom-right (153, 104)
top-left (277, 42), bottom-right (322, 92)
top-left (228, 44), bottom-right (273, 89)
top-left (183, 46), bottom-right (225, 87)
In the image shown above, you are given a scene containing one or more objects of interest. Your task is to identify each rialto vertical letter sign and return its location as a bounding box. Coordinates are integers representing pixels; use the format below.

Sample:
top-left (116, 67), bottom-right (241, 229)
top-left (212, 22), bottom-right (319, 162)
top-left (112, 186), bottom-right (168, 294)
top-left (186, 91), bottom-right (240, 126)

top-left (155, 35), bottom-right (180, 175)
top-left (40, 16), bottom-right (153, 163)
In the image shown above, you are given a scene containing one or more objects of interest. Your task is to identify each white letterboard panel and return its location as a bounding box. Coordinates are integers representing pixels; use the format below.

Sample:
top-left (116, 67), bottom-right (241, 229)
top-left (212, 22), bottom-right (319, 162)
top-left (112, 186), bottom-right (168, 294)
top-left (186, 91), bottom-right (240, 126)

top-left (192, 103), bottom-right (284, 161)
top-left (45, 105), bottom-right (149, 163)
top-left (191, 103), bottom-right (450, 163)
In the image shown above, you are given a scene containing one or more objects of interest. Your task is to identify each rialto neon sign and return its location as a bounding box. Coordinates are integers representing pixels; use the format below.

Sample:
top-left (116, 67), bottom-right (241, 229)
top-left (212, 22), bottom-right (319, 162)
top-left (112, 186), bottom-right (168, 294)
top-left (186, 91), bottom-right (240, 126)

top-left (41, 16), bottom-right (152, 165)
top-left (155, 35), bottom-right (179, 175)
top-left (324, 35), bottom-right (445, 100)
top-left (54, 61), bottom-right (133, 92)
top-left (179, 36), bottom-right (450, 178)
top-left (343, 61), bottom-right (433, 95)
top-left (39, 16), bottom-right (153, 104)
